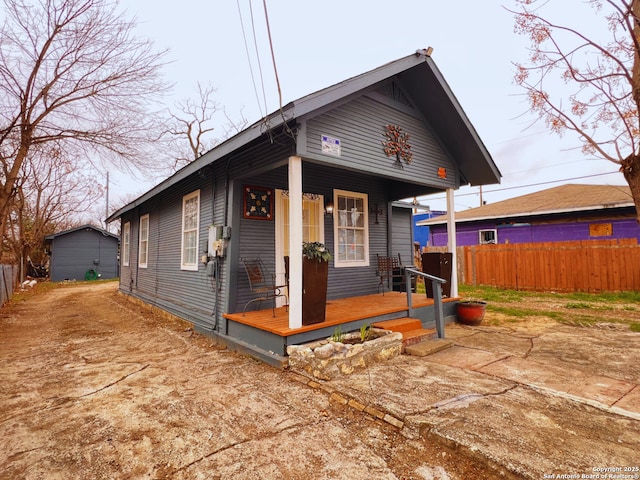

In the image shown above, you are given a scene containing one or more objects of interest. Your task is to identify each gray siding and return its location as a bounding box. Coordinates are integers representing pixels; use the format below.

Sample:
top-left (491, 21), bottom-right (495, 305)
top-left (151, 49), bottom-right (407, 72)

top-left (50, 229), bottom-right (119, 282)
top-left (391, 206), bottom-right (414, 266)
top-left (119, 168), bottom-right (226, 330)
top-left (303, 91), bottom-right (458, 192)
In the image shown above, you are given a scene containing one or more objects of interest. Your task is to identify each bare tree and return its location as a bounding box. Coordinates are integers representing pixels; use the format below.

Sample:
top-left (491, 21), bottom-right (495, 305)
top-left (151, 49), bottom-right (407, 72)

top-left (3, 145), bottom-right (101, 271)
top-left (511, 0), bottom-right (640, 220)
top-left (164, 82), bottom-right (248, 171)
top-left (0, 0), bottom-right (170, 240)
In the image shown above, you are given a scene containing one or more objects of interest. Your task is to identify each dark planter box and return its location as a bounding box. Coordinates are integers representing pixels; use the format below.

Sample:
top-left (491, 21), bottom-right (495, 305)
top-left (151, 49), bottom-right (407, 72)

top-left (302, 258), bottom-right (328, 325)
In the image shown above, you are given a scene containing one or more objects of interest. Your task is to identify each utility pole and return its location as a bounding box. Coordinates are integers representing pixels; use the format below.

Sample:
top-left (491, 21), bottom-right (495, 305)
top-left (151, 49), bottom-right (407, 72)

top-left (105, 172), bottom-right (109, 230)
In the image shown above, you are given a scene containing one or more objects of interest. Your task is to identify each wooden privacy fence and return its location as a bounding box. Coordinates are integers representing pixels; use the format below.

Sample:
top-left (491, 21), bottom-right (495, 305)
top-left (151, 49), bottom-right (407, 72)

top-left (461, 239), bottom-right (640, 293)
top-left (0, 264), bottom-right (18, 306)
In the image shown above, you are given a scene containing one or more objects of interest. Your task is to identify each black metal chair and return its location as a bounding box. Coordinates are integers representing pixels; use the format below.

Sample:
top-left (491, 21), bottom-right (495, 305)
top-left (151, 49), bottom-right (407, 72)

top-left (377, 253), bottom-right (416, 294)
top-left (241, 258), bottom-right (288, 317)
top-left (376, 254), bottom-right (402, 295)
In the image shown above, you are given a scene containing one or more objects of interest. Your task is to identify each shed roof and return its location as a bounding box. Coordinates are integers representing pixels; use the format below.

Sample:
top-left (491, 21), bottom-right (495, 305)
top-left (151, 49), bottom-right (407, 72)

top-left (45, 224), bottom-right (119, 241)
top-left (417, 184), bottom-right (634, 226)
top-left (108, 50), bottom-right (501, 222)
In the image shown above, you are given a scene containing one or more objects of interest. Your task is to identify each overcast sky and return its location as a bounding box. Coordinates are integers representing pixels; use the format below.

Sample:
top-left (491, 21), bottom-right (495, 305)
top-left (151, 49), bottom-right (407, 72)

top-left (110, 0), bottom-right (627, 212)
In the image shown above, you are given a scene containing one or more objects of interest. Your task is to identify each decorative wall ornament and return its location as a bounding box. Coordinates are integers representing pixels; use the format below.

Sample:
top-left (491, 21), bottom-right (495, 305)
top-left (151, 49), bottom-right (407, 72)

top-left (243, 185), bottom-right (273, 220)
top-left (382, 124), bottom-right (413, 167)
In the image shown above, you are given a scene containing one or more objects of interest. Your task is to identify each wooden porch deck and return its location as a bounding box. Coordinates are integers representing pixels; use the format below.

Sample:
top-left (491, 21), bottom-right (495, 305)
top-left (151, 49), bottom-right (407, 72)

top-left (224, 292), bottom-right (459, 336)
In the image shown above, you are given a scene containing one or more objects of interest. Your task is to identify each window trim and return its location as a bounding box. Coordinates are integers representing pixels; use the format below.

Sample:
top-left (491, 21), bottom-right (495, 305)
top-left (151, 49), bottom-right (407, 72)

top-left (181, 190), bottom-right (200, 271)
top-left (479, 229), bottom-right (497, 245)
top-left (122, 222), bottom-right (130, 267)
top-left (333, 189), bottom-right (369, 268)
top-left (138, 214), bottom-right (149, 268)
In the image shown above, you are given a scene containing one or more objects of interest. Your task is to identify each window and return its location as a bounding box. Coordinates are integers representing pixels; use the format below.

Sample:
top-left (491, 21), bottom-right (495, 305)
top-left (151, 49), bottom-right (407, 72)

top-left (334, 189), bottom-right (369, 267)
top-left (181, 190), bottom-right (200, 271)
top-left (139, 215), bottom-right (149, 268)
top-left (277, 190), bottom-right (324, 257)
top-left (479, 229), bottom-right (497, 245)
top-left (122, 222), bottom-right (130, 266)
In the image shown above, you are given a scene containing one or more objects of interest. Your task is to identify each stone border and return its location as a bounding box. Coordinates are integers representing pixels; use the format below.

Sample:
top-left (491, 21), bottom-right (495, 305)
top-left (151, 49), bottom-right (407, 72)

top-left (287, 329), bottom-right (403, 380)
top-left (288, 371), bottom-right (405, 430)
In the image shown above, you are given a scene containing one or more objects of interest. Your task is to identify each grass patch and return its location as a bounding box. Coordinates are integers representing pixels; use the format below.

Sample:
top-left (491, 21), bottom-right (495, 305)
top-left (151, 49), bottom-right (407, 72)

top-left (565, 302), bottom-right (593, 309)
top-left (630, 322), bottom-right (640, 332)
top-left (462, 284), bottom-right (639, 329)
top-left (458, 285), bottom-right (529, 303)
top-left (8, 281), bottom-right (60, 304)
top-left (489, 305), bottom-right (563, 321)
top-left (565, 290), bottom-right (640, 303)
top-left (460, 284), bottom-right (640, 306)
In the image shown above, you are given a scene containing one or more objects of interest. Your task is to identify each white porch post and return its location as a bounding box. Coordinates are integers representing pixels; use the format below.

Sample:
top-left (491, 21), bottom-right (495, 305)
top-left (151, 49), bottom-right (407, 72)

top-left (446, 188), bottom-right (459, 297)
top-left (288, 156), bottom-right (303, 329)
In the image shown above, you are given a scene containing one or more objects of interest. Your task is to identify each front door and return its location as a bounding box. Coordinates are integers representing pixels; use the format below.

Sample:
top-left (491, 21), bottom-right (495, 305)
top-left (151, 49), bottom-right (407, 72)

top-left (275, 189), bottom-right (325, 305)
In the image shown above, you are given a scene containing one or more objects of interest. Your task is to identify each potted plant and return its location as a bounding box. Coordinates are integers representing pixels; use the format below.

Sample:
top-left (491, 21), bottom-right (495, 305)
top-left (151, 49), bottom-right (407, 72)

top-left (456, 299), bottom-right (487, 326)
top-left (302, 242), bottom-right (331, 325)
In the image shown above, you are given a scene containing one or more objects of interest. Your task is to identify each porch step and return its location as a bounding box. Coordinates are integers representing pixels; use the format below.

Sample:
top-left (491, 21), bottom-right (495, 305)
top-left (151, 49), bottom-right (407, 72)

top-left (405, 338), bottom-right (454, 357)
top-left (402, 328), bottom-right (437, 348)
top-left (372, 318), bottom-right (436, 352)
top-left (372, 317), bottom-right (422, 334)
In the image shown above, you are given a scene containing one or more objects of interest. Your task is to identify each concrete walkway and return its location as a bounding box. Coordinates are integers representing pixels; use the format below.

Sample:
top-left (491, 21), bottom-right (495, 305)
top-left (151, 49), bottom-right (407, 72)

top-left (290, 321), bottom-right (640, 479)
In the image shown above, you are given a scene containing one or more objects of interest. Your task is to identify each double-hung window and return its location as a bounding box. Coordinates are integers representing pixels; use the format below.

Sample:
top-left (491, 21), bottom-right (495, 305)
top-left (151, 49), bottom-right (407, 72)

top-left (334, 189), bottom-right (369, 267)
top-left (138, 215), bottom-right (149, 268)
top-left (122, 222), bottom-right (130, 267)
top-left (181, 190), bottom-right (200, 271)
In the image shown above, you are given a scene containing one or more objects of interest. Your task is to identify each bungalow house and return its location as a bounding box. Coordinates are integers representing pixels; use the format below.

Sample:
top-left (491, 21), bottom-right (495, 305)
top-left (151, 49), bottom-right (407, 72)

top-left (107, 50), bottom-right (501, 365)
top-left (45, 224), bottom-right (120, 282)
top-left (419, 184), bottom-right (639, 246)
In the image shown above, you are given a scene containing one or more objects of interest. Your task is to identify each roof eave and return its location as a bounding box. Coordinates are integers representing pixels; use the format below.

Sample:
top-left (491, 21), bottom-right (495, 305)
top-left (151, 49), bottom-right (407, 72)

top-left (417, 202), bottom-right (636, 226)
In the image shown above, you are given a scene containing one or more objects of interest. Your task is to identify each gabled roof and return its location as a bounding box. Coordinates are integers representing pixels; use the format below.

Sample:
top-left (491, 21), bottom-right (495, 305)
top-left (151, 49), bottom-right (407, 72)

top-left (418, 184), bottom-right (634, 226)
top-left (108, 50), bottom-right (500, 222)
top-left (45, 224), bottom-right (119, 241)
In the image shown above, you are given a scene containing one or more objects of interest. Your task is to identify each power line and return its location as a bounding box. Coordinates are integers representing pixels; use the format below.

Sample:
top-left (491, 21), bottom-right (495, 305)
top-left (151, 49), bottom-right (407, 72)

top-left (262, 0), bottom-right (282, 112)
top-left (420, 170), bottom-right (621, 202)
top-left (236, 0), bottom-right (264, 118)
top-left (248, 1), bottom-right (269, 115)
top-left (261, 0), bottom-right (295, 140)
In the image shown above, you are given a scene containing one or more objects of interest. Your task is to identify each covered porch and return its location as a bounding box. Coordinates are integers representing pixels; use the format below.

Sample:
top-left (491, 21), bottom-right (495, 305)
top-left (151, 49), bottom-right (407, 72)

top-left (223, 290), bottom-right (459, 366)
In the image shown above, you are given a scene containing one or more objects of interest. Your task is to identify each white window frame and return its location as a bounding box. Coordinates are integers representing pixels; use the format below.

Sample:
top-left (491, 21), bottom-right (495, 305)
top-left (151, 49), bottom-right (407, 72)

top-left (333, 189), bottom-right (369, 268)
top-left (138, 214), bottom-right (149, 268)
top-left (122, 222), bottom-right (130, 267)
top-left (479, 229), bottom-right (497, 245)
top-left (181, 190), bottom-right (200, 271)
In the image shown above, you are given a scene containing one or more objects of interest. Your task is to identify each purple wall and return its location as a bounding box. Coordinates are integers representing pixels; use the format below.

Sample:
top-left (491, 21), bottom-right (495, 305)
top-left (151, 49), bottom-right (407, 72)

top-left (430, 218), bottom-right (640, 247)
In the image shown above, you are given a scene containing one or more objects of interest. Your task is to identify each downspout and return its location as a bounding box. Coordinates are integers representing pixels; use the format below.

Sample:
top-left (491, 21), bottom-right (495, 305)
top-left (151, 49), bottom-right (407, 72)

top-left (211, 169), bottom-right (219, 332)
top-left (219, 155), bottom-right (235, 335)
top-left (132, 206), bottom-right (139, 292)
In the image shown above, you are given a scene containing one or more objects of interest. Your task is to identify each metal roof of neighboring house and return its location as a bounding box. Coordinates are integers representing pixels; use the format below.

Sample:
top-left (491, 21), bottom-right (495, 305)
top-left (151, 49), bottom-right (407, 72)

top-left (107, 50), bottom-right (501, 223)
top-left (45, 224), bottom-right (119, 241)
top-left (417, 184), bottom-right (634, 226)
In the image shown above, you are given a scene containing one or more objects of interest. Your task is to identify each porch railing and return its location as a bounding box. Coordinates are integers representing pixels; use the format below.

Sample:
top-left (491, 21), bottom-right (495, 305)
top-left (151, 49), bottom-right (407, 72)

top-left (404, 267), bottom-right (447, 339)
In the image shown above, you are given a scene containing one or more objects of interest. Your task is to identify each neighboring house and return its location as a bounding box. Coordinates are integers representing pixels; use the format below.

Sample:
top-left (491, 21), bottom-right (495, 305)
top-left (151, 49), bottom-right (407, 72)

top-left (45, 225), bottom-right (120, 282)
top-left (418, 184), bottom-right (639, 246)
top-left (106, 50), bottom-right (501, 364)
top-left (413, 210), bottom-right (446, 249)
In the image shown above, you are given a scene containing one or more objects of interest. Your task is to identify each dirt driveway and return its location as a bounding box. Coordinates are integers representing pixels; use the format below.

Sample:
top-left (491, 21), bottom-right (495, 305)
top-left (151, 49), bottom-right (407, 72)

top-left (0, 282), bottom-right (494, 480)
